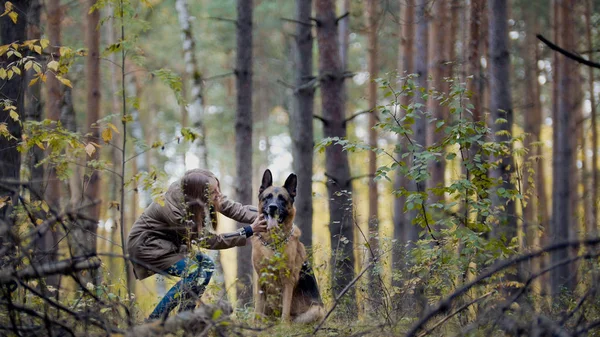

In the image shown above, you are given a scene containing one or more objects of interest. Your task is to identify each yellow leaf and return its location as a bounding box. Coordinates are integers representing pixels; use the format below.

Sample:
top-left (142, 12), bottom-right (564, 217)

top-left (56, 76), bottom-right (72, 88)
top-left (34, 45), bottom-right (42, 54)
top-left (41, 74), bottom-right (47, 82)
top-left (0, 45), bottom-right (8, 56)
top-left (8, 11), bottom-right (17, 23)
top-left (0, 68), bottom-right (6, 79)
top-left (4, 2), bottom-right (13, 11)
top-left (33, 63), bottom-right (41, 73)
top-left (40, 39), bottom-right (49, 49)
top-left (0, 196), bottom-right (8, 209)
top-left (107, 122), bottom-right (120, 133)
top-left (9, 110), bottom-right (18, 121)
top-left (11, 66), bottom-right (20, 75)
top-left (7, 69), bottom-right (13, 79)
top-left (0, 123), bottom-right (8, 135)
top-left (24, 60), bottom-right (32, 70)
top-left (47, 60), bottom-right (59, 72)
top-left (41, 201), bottom-right (49, 213)
top-left (35, 219), bottom-right (43, 225)
top-left (29, 76), bottom-right (38, 86)
top-left (85, 143), bottom-right (96, 157)
top-left (101, 127), bottom-right (113, 142)
top-left (35, 141), bottom-right (45, 150)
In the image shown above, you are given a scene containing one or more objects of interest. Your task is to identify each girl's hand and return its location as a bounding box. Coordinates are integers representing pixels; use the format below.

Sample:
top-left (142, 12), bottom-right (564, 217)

top-left (251, 214), bottom-right (268, 234)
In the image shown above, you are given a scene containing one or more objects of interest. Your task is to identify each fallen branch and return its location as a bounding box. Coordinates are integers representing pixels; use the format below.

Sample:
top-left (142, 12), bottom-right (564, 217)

top-left (0, 257), bottom-right (101, 284)
top-left (404, 237), bottom-right (600, 337)
top-left (126, 302), bottom-right (232, 337)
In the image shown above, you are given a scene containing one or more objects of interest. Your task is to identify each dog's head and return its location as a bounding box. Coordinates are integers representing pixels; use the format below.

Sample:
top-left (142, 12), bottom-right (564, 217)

top-left (258, 169), bottom-right (297, 231)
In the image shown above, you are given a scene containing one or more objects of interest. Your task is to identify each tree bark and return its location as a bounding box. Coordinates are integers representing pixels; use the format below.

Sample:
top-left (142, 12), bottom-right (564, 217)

top-left (551, 0), bottom-right (576, 296)
top-left (488, 0), bottom-right (516, 240)
top-left (175, 0), bottom-right (208, 169)
top-left (585, 0), bottom-right (597, 237)
top-left (428, 0), bottom-right (448, 204)
top-left (0, 0), bottom-right (29, 263)
top-left (235, 0), bottom-right (254, 307)
top-left (290, 0), bottom-right (315, 248)
top-left (468, 0), bottom-right (484, 122)
top-left (76, 0), bottom-right (102, 287)
top-left (315, 0), bottom-right (356, 316)
top-left (394, 0), bottom-right (415, 246)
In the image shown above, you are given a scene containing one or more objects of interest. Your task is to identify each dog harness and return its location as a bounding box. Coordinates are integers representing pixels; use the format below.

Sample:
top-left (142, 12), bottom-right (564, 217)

top-left (256, 226), bottom-right (295, 250)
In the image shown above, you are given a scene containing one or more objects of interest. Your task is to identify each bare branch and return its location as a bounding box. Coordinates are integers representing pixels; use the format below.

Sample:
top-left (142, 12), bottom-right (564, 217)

top-left (0, 257), bottom-right (101, 284)
top-left (280, 17), bottom-right (313, 26)
top-left (343, 110), bottom-right (371, 125)
top-left (207, 16), bottom-right (238, 25)
top-left (204, 72), bottom-right (235, 81)
top-left (537, 34), bottom-right (600, 69)
top-left (313, 114), bottom-right (330, 125)
top-left (335, 11), bottom-right (350, 24)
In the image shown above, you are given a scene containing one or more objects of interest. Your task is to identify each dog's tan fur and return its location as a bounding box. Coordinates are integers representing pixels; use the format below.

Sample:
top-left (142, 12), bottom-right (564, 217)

top-left (251, 170), bottom-right (324, 323)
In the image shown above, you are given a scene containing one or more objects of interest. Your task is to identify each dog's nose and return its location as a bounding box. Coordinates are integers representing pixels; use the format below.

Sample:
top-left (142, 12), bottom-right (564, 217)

top-left (268, 204), bottom-right (278, 213)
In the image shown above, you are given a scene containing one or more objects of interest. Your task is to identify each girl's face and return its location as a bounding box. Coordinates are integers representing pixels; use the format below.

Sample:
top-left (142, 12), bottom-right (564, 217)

top-left (206, 178), bottom-right (222, 209)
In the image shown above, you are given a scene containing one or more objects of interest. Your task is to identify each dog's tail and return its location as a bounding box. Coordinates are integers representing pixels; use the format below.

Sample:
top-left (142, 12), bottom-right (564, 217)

top-left (293, 305), bottom-right (325, 324)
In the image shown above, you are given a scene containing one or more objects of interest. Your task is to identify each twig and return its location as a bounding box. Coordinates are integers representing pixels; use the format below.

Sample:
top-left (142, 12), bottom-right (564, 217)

top-left (416, 292), bottom-right (493, 337)
top-left (312, 259), bottom-right (377, 335)
top-left (404, 237), bottom-right (600, 337)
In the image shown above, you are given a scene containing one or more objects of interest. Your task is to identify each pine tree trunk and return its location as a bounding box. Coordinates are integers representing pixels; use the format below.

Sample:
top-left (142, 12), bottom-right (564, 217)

top-left (77, 0), bottom-right (101, 286)
top-left (290, 0), bottom-right (315, 248)
top-left (393, 0), bottom-right (414, 288)
top-left (0, 0), bottom-right (29, 265)
top-left (428, 0), bottom-right (447, 204)
top-left (468, 0), bottom-right (484, 122)
top-left (585, 0), bottom-right (598, 237)
top-left (315, 0), bottom-right (356, 316)
top-left (488, 0), bottom-right (516, 240)
top-left (366, 0), bottom-right (381, 306)
top-left (235, 0), bottom-right (254, 307)
top-left (551, 0), bottom-right (576, 296)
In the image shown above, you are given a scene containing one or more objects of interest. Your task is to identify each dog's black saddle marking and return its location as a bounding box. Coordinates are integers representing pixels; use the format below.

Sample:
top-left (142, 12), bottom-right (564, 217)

top-left (294, 261), bottom-right (323, 305)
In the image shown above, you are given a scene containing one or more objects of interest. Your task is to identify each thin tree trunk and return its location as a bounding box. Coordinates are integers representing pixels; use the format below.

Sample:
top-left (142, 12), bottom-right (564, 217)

top-left (366, 0), bottom-right (381, 306)
top-left (77, 0), bottom-right (101, 286)
top-left (290, 0), bottom-right (314, 248)
top-left (428, 0), bottom-right (447, 203)
top-left (235, 0), bottom-right (254, 307)
top-left (585, 0), bottom-right (598, 237)
top-left (40, 0), bottom-right (61, 286)
top-left (488, 0), bottom-right (516, 240)
top-left (315, 0), bottom-right (357, 316)
top-left (393, 0), bottom-right (415, 263)
top-left (551, 0), bottom-right (576, 296)
top-left (468, 0), bottom-right (484, 122)
top-left (175, 0), bottom-right (208, 169)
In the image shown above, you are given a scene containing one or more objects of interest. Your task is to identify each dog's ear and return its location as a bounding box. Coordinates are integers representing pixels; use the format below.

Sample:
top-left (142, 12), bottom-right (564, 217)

top-left (259, 169), bottom-right (273, 195)
top-left (283, 173), bottom-right (297, 199)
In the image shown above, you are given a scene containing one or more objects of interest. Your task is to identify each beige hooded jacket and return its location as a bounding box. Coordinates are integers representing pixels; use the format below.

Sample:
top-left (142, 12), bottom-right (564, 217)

top-left (126, 169), bottom-right (258, 280)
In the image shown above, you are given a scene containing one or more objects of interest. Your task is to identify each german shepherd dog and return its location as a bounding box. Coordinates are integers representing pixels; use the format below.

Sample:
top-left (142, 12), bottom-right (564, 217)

top-left (251, 169), bottom-right (325, 323)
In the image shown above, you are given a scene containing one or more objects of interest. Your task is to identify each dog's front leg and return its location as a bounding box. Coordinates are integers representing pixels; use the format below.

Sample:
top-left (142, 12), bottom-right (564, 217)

top-left (281, 283), bottom-right (293, 322)
top-left (254, 286), bottom-right (266, 322)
